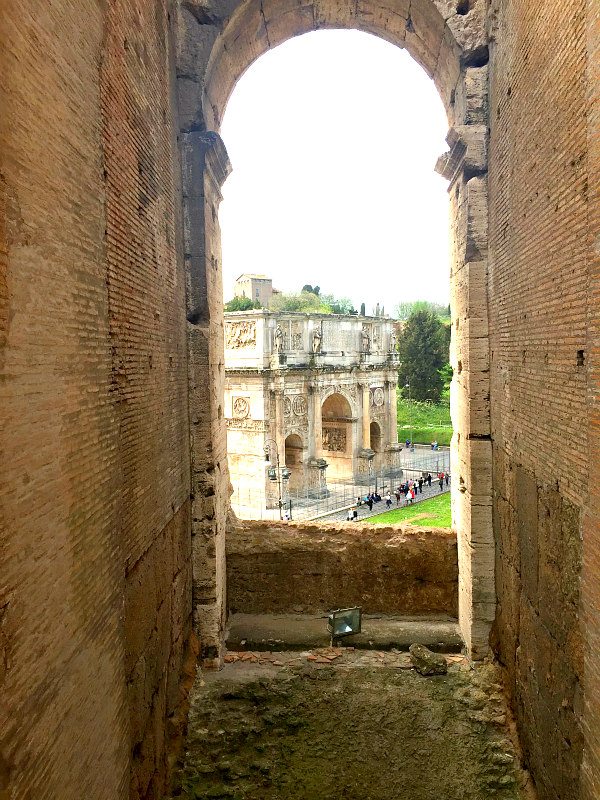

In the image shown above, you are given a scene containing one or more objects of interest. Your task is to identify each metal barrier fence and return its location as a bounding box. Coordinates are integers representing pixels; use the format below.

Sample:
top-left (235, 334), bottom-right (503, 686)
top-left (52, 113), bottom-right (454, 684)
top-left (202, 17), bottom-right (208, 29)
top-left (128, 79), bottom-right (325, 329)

top-left (231, 446), bottom-right (451, 522)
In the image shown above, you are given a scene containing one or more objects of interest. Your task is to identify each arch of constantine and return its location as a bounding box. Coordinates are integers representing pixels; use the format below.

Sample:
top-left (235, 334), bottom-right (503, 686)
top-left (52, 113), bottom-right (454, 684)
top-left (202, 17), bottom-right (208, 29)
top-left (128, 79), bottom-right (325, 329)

top-left (1, 1), bottom-right (599, 799)
top-left (224, 310), bottom-right (401, 514)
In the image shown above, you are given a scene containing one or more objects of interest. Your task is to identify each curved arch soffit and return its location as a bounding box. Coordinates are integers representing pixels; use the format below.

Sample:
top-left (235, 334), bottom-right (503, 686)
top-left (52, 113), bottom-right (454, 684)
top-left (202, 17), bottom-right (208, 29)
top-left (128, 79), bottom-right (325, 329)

top-left (202, 0), bottom-right (488, 131)
top-left (321, 389), bottom-right (355, 417)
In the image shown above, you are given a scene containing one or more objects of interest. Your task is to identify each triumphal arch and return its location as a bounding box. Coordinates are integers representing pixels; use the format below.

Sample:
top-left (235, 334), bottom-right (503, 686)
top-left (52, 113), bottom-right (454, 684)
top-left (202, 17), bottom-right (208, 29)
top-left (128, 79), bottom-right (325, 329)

top-left (224, 311), bottom-right (401, 514)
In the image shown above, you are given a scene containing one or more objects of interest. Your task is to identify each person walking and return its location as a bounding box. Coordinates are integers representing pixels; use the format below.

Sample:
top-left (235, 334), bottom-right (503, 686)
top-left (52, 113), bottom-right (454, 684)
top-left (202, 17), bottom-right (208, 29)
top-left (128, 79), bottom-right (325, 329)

top-left (385, 492), bottom-right (392, 508)
top-left (438, 473), bottom-right (444, 492)
top-left (395, 489), bottom-right (401, 505)
top-left (368, 496), bottom-right (373, 512)
top-left (445, 472), bottom-right (450, 487)
top-left (427, 473), bottom-right (432, 488)
top-left (418, 477), bottom-right (423, 494)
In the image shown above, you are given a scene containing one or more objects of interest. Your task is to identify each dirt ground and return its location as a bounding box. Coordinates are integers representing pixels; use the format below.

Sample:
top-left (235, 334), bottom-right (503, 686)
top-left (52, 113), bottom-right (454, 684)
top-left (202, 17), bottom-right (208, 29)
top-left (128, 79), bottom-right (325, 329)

top-left (171, 649), bottom-right (529, 800)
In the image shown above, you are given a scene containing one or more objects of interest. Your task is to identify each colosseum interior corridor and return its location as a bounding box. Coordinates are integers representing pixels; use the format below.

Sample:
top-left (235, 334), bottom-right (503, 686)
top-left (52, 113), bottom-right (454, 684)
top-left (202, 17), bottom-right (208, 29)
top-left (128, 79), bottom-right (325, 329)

top-left (1, 1), bottom-right (599, 799)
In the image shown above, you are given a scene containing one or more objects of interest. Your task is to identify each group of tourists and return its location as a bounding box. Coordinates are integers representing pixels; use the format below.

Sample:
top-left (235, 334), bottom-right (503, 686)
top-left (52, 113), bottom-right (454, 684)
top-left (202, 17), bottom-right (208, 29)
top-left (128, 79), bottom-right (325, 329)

top-left (346, 470), bottom-right (450, 519)
top-left (395, 470), bottom-right (450, 505)
top-left (356, 491), bottom-right (383, 512)
top-left (396, 475), bottom-right (428, 505)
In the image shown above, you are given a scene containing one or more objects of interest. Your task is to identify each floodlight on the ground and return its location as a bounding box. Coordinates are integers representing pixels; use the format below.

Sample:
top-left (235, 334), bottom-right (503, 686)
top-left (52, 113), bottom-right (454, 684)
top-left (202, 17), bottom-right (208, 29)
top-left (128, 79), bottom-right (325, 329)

top-left (327, 607), bottom-right (362, 642)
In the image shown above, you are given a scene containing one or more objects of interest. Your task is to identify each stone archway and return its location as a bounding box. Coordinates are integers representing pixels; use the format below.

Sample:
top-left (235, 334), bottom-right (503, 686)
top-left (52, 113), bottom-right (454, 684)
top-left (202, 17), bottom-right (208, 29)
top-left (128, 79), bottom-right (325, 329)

top-left (321, 393), bottom-right (354, 480)
top-left (176, 0), bottom-right (493, 660)
top-left (370, 421), bottom-right (382, 453)
top-left (284, 433), bottom-right (305, 491)
top-left (370, 419), bottom-right (383, 472)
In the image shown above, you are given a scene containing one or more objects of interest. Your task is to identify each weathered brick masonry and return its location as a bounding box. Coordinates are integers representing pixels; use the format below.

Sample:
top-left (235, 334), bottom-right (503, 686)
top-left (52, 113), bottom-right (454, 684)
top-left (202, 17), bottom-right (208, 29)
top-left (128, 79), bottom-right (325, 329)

top-left (488, 1), bottom-right (592, 798)
top-left (582, 2), bottom-right (600, 799)
top-left (101, 2), bottom-right (193, 794)
top-left (227, 520), bottom-right (458, 616)
top-left (2, 1), bottom-right (193, 798)
top-left (1, 2), bottom-right (130, 798)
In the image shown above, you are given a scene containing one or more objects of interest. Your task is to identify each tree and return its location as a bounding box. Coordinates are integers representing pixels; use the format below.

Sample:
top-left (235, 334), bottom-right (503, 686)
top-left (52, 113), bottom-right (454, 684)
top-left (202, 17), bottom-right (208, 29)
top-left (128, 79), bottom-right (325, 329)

top-left (269, 288), bottom-right (356, 315)
top-left (269, 291), bottom-right (331, 313)
top-left (395, 300), bottom-right (449, 321)
top-left (319, 294), bottom-right (356, 315)
top-left (224, 296), bottom-right (261, 311)
top-left (398, 309), bottom-right (448, 403)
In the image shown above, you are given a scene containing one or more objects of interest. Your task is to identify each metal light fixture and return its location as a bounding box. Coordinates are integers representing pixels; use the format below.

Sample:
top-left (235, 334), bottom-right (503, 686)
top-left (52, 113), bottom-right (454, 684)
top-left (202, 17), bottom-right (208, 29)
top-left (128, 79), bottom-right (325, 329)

top-left (327, 607), bottom-right (362, 644)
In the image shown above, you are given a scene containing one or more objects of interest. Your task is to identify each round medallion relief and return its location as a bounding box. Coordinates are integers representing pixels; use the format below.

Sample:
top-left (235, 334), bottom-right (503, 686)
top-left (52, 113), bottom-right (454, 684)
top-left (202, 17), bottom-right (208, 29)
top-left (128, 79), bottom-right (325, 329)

top-left (232, 397), bottom-right (250, 419)
top-left (292, 395), bottom-right (308, 416)
top-left (373, 387), bottom-right (385, 407)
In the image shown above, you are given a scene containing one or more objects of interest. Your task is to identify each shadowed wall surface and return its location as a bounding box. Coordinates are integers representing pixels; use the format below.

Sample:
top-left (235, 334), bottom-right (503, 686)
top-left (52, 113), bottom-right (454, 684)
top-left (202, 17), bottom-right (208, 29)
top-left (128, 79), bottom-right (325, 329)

top-left (227, 520), bottom-right (458, 615)
top-left (2, 1), bottom-right (192, 798)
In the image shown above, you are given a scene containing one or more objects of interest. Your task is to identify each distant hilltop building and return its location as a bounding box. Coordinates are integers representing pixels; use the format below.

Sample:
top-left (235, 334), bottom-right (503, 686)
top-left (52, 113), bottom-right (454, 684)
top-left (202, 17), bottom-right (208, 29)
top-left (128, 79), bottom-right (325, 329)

top-left (234, 273), bottom-right (273, 307)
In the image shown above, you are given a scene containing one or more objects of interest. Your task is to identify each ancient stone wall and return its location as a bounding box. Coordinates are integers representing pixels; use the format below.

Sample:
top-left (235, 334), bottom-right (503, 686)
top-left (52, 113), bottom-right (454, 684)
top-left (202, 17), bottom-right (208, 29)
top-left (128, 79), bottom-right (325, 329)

top-left (227, 520), bottom-right (458, 616)
top-left (488, 1), bottom-right (591, 797)
top-left (1, 2), bottom-right (194, 798)
top-left (0, 2), bottom-right (130, 797)
top-left (101, 3), bottom-right (194, 793)
top-left (583, 5), bottom-right (600, 799)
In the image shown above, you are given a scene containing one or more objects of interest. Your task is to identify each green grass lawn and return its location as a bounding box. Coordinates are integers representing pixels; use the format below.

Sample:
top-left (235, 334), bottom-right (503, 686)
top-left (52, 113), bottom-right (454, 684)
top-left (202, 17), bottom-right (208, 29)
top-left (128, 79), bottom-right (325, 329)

top-left (397, 397), bottom-right (453, 446)
top-left (367, 492), bottom-right (452, 528)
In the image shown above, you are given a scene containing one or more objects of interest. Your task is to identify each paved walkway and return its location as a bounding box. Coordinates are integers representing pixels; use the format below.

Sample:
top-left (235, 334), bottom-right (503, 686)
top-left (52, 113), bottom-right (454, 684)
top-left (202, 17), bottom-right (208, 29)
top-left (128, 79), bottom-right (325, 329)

top-left (317, 480), bottom-right (450, 523)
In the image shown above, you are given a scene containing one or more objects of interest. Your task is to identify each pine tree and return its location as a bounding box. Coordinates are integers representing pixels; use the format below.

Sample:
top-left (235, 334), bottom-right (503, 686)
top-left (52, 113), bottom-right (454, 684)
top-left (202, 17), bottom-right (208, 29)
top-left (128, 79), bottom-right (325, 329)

top-left (398, 309), bottom-right (447, 403)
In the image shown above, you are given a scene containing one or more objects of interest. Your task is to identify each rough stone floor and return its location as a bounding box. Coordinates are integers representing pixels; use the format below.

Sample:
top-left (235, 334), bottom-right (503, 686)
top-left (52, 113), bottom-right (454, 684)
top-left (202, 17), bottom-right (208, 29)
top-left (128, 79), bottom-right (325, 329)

top-left (171, 649), bottom-right (530, 800)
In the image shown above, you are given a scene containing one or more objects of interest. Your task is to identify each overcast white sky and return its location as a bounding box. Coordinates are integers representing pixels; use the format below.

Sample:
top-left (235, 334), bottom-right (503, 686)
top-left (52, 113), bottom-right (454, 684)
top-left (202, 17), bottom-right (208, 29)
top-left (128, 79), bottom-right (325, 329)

top-left (219, 29), bottom-right (450, 314)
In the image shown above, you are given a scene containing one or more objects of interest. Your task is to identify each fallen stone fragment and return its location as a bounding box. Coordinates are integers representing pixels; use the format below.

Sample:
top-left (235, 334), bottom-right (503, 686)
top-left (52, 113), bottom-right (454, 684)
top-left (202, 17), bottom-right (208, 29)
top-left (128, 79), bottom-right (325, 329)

top-left (241, 652), bottom-right (257, 662)
top-left (409, 644), bottom-right (448, 676)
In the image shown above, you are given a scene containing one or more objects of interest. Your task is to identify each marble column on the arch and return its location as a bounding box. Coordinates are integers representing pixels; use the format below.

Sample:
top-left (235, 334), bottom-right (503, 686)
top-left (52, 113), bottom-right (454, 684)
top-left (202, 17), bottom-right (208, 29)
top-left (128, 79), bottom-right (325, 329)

top-left (361, 382), bottom-right (371, 450)
top-left (309, 383), bottom-right (322, 460)
top-left (388, 380), bottom-right (399, 445)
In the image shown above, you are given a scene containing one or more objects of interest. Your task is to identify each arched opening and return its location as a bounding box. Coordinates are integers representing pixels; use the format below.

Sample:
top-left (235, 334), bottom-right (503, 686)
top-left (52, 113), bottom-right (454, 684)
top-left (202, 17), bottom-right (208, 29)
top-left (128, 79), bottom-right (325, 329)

top-left (178, 0), bottom-right (493, 659)
top-left (370, 421), bottom-right (382, 453)
top-left (321, 392), bottom-right (354, 480)
top-left (284, 433), bottom-right (305, 491)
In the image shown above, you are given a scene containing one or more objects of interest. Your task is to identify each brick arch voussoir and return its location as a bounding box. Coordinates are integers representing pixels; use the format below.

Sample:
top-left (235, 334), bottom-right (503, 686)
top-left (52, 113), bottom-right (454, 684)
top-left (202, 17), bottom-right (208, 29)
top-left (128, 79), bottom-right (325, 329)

top-left (190, 0), bottom-right (488, 133)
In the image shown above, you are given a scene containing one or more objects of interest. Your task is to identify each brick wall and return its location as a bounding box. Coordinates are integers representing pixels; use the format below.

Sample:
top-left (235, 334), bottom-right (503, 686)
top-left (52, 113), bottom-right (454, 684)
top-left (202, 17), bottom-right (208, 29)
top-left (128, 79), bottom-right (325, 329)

top-left (582, 2), bottom-right (600, 798)
top-left (0, 2), bottom-right (129, 797)
top-left (488, 1), bottom-right (589, 797)
top-left (1, 1), bottom-right (194, 798)
top-left (227, 520), bottom-right (458, 616)
top-left (101, 2), bottom-right (193, 793)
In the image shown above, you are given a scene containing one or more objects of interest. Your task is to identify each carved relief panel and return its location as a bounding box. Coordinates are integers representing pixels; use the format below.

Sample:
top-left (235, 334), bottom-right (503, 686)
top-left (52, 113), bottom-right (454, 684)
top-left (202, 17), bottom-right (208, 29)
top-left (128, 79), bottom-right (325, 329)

top-left (225, 321), bottom-right (256, 349)
top-left (322, 427), bottom-right (346, 452)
